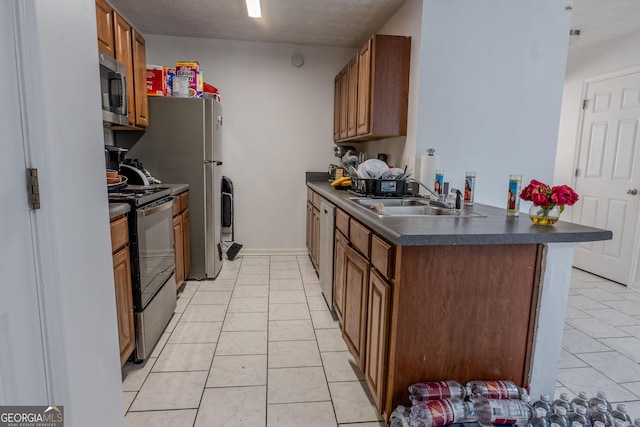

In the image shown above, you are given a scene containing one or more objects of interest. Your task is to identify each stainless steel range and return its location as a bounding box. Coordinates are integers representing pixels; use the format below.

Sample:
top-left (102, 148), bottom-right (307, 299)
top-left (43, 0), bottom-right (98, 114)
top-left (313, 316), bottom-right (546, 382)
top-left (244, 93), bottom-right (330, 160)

top-left (109, 185), bottom-right (176, 361)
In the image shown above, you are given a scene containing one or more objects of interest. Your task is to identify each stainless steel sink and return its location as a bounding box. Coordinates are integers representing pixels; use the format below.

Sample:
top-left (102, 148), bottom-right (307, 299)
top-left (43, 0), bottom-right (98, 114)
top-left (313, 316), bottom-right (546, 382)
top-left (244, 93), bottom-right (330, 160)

top-left (350, 197), bottom-right (430, 207)
top-left (348, 197), bottom-right (485, 218)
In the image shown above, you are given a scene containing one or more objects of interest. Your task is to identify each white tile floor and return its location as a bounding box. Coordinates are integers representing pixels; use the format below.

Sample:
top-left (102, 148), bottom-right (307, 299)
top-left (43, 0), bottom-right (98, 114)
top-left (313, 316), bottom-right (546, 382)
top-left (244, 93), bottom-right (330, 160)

top-left (556, 268), bottom-right (640, 417)
top-left (123, 255), bottom-right (384, 427)
top-left (122, 257), bottom-right (640, 426)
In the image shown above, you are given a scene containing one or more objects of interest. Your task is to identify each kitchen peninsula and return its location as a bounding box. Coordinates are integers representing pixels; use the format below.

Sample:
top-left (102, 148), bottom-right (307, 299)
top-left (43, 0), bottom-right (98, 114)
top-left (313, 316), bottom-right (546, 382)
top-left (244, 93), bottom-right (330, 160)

top-left (306, 176), bottom-right (611, 421)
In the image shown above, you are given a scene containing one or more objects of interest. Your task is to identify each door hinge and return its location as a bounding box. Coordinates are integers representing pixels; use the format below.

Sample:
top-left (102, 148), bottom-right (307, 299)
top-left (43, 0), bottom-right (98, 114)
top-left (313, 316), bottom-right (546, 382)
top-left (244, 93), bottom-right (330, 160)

top-left (26, 168), bottom-right (41, 210)
top-left (582, 99), bottom-right (588, 110)
top-left (575, 168), bottom-right (580, 177)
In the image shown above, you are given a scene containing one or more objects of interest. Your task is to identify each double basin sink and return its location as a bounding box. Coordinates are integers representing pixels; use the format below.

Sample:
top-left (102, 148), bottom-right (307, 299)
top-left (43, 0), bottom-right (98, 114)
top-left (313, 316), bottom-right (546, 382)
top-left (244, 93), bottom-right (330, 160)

top-left (349, 197), bottom-right (485, 218)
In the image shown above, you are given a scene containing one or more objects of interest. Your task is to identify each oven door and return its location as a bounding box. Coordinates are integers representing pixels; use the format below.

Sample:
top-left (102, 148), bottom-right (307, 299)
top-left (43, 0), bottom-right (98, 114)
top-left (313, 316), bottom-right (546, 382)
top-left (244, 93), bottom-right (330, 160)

top-left (136, 197), bottom-right (175, 309)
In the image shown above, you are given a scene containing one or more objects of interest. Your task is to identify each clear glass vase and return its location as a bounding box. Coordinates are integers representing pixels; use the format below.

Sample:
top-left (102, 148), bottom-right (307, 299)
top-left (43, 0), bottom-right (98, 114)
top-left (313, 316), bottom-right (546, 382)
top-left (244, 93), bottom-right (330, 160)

top-left (529, 204), bottom-right (561, 225)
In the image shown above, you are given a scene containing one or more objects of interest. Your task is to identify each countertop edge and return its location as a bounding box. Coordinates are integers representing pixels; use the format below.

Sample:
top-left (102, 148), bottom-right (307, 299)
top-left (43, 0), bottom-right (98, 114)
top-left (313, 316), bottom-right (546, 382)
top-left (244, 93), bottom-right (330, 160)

top-left (306, 180), bottom-right (612, 246)
top-left (109, 202), bottom-right (130, 219)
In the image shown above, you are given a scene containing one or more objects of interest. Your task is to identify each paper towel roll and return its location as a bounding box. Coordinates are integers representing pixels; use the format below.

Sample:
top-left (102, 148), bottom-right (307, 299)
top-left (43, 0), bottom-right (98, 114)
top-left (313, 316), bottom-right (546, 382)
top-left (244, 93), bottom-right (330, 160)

top-left (419, 155), bottom-right (440, 195)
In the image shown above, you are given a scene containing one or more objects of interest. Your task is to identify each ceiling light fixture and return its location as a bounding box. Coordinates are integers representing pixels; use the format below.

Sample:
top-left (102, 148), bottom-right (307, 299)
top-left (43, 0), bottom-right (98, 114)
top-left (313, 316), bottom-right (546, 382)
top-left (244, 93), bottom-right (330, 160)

top-left (246, 0), bottom-right (262, 18)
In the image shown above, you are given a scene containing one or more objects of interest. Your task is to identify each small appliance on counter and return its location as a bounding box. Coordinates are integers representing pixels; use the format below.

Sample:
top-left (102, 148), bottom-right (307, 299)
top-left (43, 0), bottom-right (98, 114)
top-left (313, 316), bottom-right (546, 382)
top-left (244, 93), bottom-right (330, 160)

top-left (119, 159), bottom-right (161, 185)
top-left (105, 145), bottom-right (128, 171)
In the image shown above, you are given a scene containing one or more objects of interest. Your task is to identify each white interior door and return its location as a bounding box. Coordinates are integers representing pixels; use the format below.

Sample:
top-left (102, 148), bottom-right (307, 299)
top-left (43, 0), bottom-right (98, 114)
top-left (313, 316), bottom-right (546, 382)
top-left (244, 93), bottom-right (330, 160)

top-left (572, 70), bottom-right (640, 286)
top-left (0, 0), bottom-right (48, 404)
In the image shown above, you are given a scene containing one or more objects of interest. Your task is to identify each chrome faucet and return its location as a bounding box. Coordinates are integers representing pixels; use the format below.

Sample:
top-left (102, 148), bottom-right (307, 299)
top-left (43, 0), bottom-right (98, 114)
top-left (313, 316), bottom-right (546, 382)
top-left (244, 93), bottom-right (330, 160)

top-left (409, 179), bottom-right (448, 208)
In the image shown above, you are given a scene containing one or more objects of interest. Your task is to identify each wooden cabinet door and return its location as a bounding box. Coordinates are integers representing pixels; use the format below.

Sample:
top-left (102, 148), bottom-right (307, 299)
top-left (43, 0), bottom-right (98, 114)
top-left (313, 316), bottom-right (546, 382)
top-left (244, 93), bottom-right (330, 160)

top-left (113, 246), bottom-right (135, 366)
top-left (333, 75), bottom-right (341, 141)
top-left (132, 29), bottom-right (148, 127)
top-left (333, 230), bottom-right (348, 324)
top-left (182, 208), bottom-right (191, 279)
top-left (365, 267), bottom-right (391, 411)
top-left (95, 0), bottom-right (115, 56)
top-left (356, 39), bottom-right (372, 136)
top-left (347, 55), bottom-right (359, 137)
top-left (343, 244), bottom-right (369, 369)
top-left (113, 13), bottom-right (134, 126)
top-left (339, 66), bottom-right (349, 140)
top-left (173, 214), bottom-right (185, 287)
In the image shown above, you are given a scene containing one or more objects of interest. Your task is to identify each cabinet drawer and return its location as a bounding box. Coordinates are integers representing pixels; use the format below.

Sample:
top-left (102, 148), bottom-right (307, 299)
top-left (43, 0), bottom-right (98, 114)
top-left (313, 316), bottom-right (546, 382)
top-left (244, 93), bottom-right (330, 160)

top-left (110, 215), bottom-right (129, 254)
top-left (312, 192), bottom-right (322, 208)
top-left (172, 197), bottom-right (180, 217)
top-left (371, 234), bottom-right (394, 280)
top-left (336, 208), bottom-right (350, 237)
top-left (350, 219), bottom-right (371, 259)
top-left (179, 191), bottom-right (189, 212)
top-left (307, 187), bottom-right (313, 203)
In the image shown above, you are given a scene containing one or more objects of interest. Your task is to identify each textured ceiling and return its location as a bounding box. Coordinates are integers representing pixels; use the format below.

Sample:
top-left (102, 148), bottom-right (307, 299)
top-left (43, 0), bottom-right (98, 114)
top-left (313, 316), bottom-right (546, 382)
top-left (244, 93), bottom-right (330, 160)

top-left (107, 0), bottom-right (407, 48)
top-left (570, 0), bottom-right (640, 49)
top-left (107, 0), bottom-right (640, 50)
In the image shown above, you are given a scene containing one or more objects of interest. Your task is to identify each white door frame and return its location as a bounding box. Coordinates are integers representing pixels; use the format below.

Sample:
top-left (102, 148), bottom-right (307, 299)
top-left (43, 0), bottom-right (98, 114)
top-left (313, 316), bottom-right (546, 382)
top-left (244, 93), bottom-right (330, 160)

top-left (10, 0), bottom-right (70, 404)
top-left (571, 64), bottom-right (640, 289)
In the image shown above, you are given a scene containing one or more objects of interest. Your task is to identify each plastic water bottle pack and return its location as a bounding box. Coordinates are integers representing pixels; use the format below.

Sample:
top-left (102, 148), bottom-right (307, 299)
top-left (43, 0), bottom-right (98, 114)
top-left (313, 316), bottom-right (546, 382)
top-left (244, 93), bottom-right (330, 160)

top-left (390, 381), bottom-right (640, 427)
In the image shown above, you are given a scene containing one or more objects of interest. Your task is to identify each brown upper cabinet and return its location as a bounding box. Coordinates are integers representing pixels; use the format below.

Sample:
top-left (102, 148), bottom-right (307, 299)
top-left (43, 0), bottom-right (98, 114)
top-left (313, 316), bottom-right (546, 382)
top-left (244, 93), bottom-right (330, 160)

top-left (338, 66), bottom-right (349, 140)
top-left (334, 34), bottom-right (411, 143)
top-left (132, 30), bottom-right (149, 127)
top-left (97, 0), bottom-right (149, 129)
top-left (333, 76), bottom-right (341, 140)
top-left (96, 0), bottom-right (115, 57)
top-left (347, 55), bottom-right (359, 137)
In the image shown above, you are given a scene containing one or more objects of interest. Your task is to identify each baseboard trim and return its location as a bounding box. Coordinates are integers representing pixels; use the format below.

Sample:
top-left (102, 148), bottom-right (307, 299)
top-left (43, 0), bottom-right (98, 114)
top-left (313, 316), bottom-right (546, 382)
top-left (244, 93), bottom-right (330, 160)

top-left (236, 248), bottom-right (308, 257)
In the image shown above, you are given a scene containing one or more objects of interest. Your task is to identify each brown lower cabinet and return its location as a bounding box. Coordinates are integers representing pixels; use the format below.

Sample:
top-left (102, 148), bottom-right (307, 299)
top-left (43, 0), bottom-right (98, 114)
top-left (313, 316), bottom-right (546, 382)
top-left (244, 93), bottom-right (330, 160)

top-left (332, 230), bottom-right (348, 324)
top-left (182, 209), bottom-right (191, 275)
top-left (173, 190), bottom-right (191, 288)
top-left (342, 244), bottom-right (369, 370)
top-left (110, 214), bottom-right (135, 366)
top-left (306, 189), bottom-right (322, 272)
top-left (329, 206), bottom-right (542, 421)
top-left (173, 215), bottom-right (185, 285)
top-left (365, 267), bottom-right (391, 410)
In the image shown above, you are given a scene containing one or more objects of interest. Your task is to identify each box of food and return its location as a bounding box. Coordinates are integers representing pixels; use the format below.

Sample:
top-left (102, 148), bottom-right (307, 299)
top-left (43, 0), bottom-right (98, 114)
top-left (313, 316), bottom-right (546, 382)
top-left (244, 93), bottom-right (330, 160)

top-left (175, 61), bottom-right (202, 98)
top-left (146, 65), bottom-right (166, 96)
top-left (165, 67), bottom-right (175, 97)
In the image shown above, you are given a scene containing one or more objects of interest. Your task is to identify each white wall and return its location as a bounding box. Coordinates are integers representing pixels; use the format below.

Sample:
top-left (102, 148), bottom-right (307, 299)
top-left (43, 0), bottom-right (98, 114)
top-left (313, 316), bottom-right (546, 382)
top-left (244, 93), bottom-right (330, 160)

top-left (361, 0), bottom-right (423, 170)
top-left (32, 0), bottom-right (126, 425)
top-left (415, 0), bottom-right (572, 209)
top-left (145, 36), bottom-right (354, 252)
top-left (554, 30), bottom-right (640, 187)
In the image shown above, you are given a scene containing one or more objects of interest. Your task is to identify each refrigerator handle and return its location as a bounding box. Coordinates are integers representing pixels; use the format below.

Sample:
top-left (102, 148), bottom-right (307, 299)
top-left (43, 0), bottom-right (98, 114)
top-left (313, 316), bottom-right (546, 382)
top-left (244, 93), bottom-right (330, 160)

top-left (204, 160), bottom-right (223, 165)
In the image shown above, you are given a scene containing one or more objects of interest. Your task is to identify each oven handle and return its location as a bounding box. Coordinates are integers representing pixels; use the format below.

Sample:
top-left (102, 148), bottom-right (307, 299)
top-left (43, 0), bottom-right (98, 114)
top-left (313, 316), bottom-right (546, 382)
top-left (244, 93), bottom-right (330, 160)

top-left (137, 197), bottom-right (174, 218)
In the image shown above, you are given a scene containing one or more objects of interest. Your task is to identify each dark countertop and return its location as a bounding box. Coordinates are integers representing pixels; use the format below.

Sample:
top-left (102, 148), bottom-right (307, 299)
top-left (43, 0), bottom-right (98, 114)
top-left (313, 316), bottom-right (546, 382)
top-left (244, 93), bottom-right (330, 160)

top-left (109, 203), bottom-right (130, 219)
top-left (306, 177), bottom-right (612, 246)
top-left (156, 183), bottom-right (189, 196)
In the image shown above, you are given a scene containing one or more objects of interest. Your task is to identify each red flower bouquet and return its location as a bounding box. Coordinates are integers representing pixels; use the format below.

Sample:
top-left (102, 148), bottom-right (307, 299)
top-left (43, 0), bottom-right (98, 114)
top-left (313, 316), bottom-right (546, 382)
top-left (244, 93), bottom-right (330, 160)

top-left (520, 180), bottom-right (579, 225)
top-left (520, 180), bottom-right (578, 211)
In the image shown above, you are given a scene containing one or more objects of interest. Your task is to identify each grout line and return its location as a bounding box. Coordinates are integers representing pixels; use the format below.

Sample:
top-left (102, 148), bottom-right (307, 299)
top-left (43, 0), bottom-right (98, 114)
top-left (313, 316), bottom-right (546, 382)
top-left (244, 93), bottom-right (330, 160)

top-left (191, 257), bottom-right (239, 427)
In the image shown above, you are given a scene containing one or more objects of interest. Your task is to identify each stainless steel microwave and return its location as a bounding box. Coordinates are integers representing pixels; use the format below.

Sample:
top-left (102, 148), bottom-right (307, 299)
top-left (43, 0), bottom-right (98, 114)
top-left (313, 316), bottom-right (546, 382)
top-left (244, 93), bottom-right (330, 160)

top-left (99, 51), bottom-right (129, 126)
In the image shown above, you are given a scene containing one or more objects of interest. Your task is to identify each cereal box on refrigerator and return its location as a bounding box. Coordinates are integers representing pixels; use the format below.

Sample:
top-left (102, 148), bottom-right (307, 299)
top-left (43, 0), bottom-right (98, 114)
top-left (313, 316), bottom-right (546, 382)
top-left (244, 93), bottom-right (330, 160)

top-left (146, 65), bottom-right (166, 96)
top-left (165, 67), bottom-right (175, 97)
top-left (175, 61), bottom-right (202, 98)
